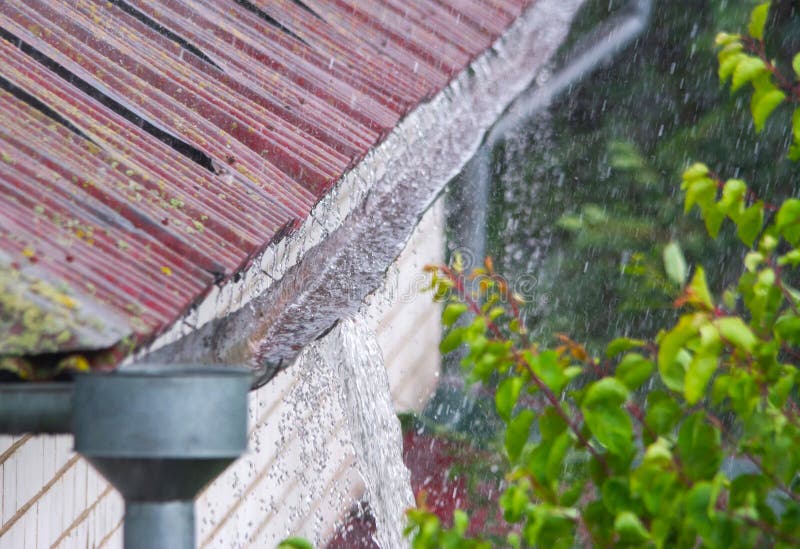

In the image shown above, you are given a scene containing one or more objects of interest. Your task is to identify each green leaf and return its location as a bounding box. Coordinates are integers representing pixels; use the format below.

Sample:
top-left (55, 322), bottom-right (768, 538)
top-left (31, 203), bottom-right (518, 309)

top-left (688, 267), bottom-right (714, 310)
top-left (528, 350), bottom-right (567, 394)
top-left (505, 410), bottom-right (535, 462)
top-left (606, 337), bottom-right (646, 358)
top-left (496, 376), bottom-right (524, 422)
top-left (735, 202), bottom-right (764, 247)
top-left (711, 374), bottom-right (732, 405)
top-left (582, 379), bottom-right (632, 456)
top-left (583, 377), bottom-right (630, 408)
top-left (583, 405), bottom-right (633, 457)
top-left (685, 353), bottom-right (718, 405)
top-left (714, 32), bottom-right (740, 47)
top-left (539, 406), bottom-right (568, 440)
top-left (684, 482), bottom-right (714, 538)
top-left (769, 368), bottom-right (796, 407)
top-left (760, 232), bottom-right (778, 253)
top-left (731, 56), bottom-right (767, 91)
top-left (748, 2), bottom-right (770, 40)
top-left (614, 511), bottom-right (651, 544)
top-left (564, 365), bottom-right (582, 380)
top-left (544, 432), bottom-right (571, 483)
top-left (789, 143), bottom-right (800, 161)
top-left (278, 537), bottom-right (314, 549)
top-left (718, 52), bottom-right (744, 83)
top-left (718, 178), bottom-right (746, 214)
top-left (715, 316), bottom-right (757, 352)
top-left (663, 241), bottom-right (688, 286)
top-left (793, 52), bottom-right (800, 77)
top-left (583, 203), bottom-right (609, 224)
top-left (602, 477), bottom-right (633, 514)
top-left (453, 510), bottom-right (469, 536)
top-left (744, 251), bottom-right (764, 272)
top-left (719, 42), bottom-right (744, 63)
top-left (608, 140), bottom-right (645, 171)
top-left (560, 480), bottom-right (585, 507)
top-left (657, 315), bottom-right (700, 392)
top-left (684, 177), bottom-right (716, 214)
top-left (682, 162), bottom-right (710, 182)
top-left (751, 89), bottom-right (785, 132)
top-left (777, 249), bottom-right (800, 266)
top-left (615, 353), bottom-right (654, 391)
top-left (500, 483), bottom-right (529, 523)
top-left (488, 306), bottom-right (505, 321)
top-left (677, 412), bottom-right (722, 481)
top-left (643, 437), bottom-right (673, 466)
top-left (775, 314), bottom-right (800, 345)
top-left (583, 501), bottom-right (615, 546)
top-left (645, 391), bottom-right (681, 435)
top-left (793, 108), bottom-right (800, 142)
top-left (557, 213), bottom-right (583, 232)
top-left (524, 506), bottom-right (577, 548)
top-left (440, 326), bottom-right (465, 354)
top-left (442, 303), bottom-right (468, 327)
top-left (703, 203), bottom-right (726, 238)
top-left (776, 198), bottom-right (800, 245)
top-left (699, 323), bottom-right (722, 353)
top-left (730, 473), bottom-right (770, 509)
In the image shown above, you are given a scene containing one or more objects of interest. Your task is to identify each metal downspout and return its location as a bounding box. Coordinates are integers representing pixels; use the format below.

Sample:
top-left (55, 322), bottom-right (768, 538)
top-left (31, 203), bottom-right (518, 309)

top-left (456, 0), bottom-right (653, 264)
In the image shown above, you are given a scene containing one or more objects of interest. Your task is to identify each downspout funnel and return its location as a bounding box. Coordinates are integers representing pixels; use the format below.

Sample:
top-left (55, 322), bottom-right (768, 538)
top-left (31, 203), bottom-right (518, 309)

top-left (73, 365), bottom-right (250, 549)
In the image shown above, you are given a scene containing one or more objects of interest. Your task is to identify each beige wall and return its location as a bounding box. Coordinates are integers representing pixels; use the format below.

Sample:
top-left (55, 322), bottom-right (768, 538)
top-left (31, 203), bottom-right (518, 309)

top-left (0, 201), bottom-right (443, 549)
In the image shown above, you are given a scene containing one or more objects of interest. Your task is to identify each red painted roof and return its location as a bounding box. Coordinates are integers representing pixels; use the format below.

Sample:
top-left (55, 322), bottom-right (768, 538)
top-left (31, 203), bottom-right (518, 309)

top-left (0, 0), bottom-right (530, 361)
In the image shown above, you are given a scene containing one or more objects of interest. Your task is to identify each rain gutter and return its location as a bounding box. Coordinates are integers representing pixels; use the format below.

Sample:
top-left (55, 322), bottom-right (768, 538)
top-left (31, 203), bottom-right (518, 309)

top-left (457, 0), bottom-right (653, 263)
top-left (143, 0), bottom-right (588, 386)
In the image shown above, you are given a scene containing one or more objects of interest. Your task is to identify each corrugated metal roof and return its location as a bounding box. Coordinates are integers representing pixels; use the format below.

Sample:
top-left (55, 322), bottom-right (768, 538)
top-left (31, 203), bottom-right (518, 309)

top-left (0, 0), bottom-right (530, 364)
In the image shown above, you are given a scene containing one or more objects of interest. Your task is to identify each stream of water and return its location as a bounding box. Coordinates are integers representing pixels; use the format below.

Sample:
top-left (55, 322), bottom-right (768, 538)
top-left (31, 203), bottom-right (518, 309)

top-left (326, 316), bottom-right (415, 548)
top-left (283, 314), bottom-right (414, 548)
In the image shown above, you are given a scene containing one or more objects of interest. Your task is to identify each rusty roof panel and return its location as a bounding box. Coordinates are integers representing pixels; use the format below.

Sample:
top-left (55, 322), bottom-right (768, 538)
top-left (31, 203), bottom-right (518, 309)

top-left (0, 0), bottom-right (530, 360)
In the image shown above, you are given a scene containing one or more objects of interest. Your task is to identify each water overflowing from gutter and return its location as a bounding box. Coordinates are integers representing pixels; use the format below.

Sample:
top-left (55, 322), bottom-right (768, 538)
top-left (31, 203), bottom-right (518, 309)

top-left (326, 316), bottom-right (414, 548)
top-left (277, 314), bottom-right (413, 547)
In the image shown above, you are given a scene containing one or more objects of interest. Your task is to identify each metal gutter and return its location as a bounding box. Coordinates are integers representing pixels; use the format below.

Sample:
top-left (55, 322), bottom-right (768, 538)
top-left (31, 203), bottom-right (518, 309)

top-left (143, 0), bottom-right (587, 386)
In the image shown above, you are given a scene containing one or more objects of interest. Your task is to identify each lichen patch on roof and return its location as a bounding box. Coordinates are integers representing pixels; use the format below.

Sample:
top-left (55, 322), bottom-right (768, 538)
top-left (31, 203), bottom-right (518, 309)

top-left (0, 0), bottom-right (531, 361)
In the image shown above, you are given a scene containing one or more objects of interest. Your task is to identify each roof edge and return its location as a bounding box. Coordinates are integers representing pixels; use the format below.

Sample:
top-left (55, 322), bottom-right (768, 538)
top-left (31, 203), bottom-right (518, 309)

top-left (134, 0), bottom-right (586, 374)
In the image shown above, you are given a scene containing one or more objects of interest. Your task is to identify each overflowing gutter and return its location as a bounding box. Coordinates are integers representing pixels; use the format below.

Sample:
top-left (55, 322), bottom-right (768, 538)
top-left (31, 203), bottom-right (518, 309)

top-left (144, 0), bottom-right (587, 385)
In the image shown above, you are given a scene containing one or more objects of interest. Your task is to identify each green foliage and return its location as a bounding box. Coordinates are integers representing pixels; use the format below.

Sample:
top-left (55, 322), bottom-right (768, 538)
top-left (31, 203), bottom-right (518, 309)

top-left (662, 241), bottom-right (688, 286)
top-left (407, 4), bottom-right (800, 547)
top-left (748, 3), bottom-right (770, 40)
top-left (469, 0), bottom-right (800, 360)
top-left (277, 538), bottom-right (315, 549)
top-left (715, 10), bottom-right (793, 139)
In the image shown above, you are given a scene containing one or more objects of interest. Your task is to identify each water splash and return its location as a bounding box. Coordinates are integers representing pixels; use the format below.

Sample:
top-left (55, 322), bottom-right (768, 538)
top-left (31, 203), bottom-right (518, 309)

top-left (325, 315), bottom-right (414, 549)
top-left (247, 314), bottom-right (413, 547)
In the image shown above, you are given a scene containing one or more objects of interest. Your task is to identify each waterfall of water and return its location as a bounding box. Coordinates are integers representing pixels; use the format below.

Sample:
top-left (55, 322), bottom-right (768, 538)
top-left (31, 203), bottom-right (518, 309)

top-left (257, 314), bottom-right (413, 547)
top-left (324, 315), bottom-right (415, 549)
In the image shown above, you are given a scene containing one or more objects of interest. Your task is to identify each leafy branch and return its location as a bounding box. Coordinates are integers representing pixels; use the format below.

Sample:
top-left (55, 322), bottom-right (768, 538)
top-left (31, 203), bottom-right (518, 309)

top-left (406, 3), bottom-right (800, 548)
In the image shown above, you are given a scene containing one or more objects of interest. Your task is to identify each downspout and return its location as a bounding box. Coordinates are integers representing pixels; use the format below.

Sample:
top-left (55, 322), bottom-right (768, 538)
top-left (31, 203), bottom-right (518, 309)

top-left (457, 0), bottom-right (652, 264)
top-left (0, 366), bottom-right (251, 549)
